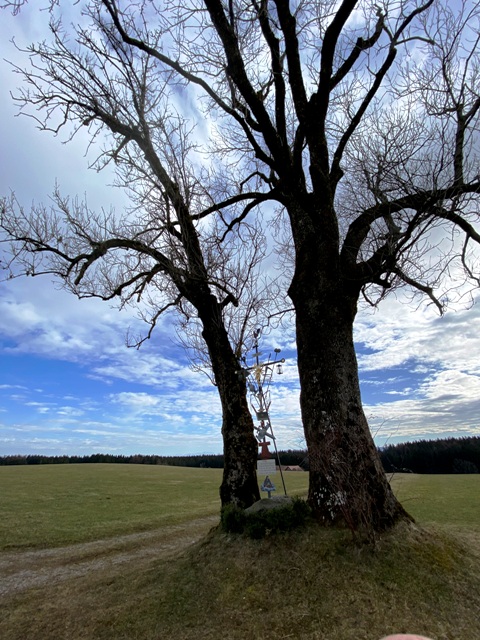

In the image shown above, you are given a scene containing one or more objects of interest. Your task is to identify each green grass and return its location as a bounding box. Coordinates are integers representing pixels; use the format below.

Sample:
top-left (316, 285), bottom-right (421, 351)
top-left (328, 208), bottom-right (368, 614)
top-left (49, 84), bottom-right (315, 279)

top-left (0, 464), bottom-right (223, 549)
top-left (3, 518), bottom-right (480, 640)
top-left (390, 472), bottom-right (480, 527)
top-left (1, 467), bottom-right (480, 640)
top-left (2, 465), bottom-right (478, 549)
top-left (0, 464), bottom-right (310, 549)
top-left (3, 464), bottom-right (479, 549)
top-left (133, 523), bottom-right (479, 640)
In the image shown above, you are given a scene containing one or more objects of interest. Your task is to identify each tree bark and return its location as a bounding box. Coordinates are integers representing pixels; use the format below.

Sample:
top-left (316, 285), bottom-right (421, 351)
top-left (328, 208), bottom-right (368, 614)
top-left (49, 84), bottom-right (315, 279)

top-left (289, 258), bottom-right (411, 532)
top-left (199, 296), bottom-right (260, 509)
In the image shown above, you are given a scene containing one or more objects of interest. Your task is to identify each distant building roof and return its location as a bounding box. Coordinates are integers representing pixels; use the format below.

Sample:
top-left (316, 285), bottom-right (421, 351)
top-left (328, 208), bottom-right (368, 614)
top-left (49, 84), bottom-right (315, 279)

top-left (278, 465), bottom-right (305, 471)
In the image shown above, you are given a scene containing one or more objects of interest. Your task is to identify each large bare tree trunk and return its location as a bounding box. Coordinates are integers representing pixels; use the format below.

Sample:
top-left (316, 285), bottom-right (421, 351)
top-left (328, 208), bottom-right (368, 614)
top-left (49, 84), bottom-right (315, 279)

top-left (289, 265), bottom-right (411, 532)
top-left (199, 297), bottom-right (260, 509)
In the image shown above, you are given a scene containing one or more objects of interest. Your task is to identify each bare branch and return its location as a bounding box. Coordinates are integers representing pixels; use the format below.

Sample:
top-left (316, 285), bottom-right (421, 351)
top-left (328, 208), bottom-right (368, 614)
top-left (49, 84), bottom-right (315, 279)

top-left (252, 0), bottom-right (287, 144)
top-left (330, 7), bottom-right (385, 89)
top-left (127, 294), bottom-right (183, 349)
top-left (101, 0), bottom-right (275, 168)
top-left (273, 0), bottom-right (308, 127)
top-left (391, 266), bottom-right (444, 314)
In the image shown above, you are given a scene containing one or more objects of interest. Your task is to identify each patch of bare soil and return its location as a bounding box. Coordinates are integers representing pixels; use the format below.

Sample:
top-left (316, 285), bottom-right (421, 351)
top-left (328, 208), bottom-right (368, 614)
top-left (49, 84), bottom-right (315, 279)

top-left (0, 515), bottom-right (218, 598)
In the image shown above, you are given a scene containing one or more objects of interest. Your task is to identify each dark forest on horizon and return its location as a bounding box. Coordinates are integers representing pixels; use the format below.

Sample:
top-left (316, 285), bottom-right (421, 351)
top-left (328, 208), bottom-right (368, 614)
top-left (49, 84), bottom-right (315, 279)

top-left (1, 436), bottom-right (479, 474)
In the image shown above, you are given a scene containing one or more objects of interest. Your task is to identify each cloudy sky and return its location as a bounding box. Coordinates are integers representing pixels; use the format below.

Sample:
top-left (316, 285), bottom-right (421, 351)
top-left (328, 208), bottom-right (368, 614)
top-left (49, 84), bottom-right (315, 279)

top-left (1, 5), bottom-right (480, 458)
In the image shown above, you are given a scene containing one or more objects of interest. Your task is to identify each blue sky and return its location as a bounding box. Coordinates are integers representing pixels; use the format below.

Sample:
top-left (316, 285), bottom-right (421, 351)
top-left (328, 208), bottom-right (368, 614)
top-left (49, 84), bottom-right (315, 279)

top-left (1, 6), bottom-right (480, 458)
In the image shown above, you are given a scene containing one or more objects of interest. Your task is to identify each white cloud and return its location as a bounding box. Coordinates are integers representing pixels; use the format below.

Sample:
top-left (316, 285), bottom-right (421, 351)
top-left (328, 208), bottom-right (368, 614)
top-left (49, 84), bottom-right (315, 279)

top-left (111, 392), bottom-right (161, 407)
top-left (0, 384), bottom-right (27, 390)
top-left (355, 293), bottom-right (480, 443)
top-left (0, 279), bottom-right (129, 356)
top-left (356, 294), bottom-right (480, 374)
top-left (57, 406), bottom-right (85, 417)
top-left (367, 368), bottom-right (480, 443)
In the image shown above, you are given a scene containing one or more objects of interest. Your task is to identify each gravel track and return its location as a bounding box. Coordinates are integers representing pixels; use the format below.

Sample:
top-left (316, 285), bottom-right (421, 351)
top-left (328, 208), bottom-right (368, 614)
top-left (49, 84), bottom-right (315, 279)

top-left (0, 515), bottom-right (218, 598)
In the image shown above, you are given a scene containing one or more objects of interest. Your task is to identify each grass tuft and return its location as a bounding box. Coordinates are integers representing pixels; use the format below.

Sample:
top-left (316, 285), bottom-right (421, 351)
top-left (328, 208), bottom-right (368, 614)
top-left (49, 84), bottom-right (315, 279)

top-left (221, 497), bottom-right (312, 538)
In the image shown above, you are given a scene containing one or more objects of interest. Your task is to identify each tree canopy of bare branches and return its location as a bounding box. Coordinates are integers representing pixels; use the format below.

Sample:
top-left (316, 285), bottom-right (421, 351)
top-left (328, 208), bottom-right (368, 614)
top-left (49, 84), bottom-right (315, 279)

top-left (2, 0), bottom-right (480, 531)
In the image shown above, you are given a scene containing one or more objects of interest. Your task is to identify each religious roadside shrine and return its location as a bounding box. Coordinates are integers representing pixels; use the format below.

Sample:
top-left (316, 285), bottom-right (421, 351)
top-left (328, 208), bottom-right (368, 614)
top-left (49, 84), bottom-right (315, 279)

top-left (237, 329), bottom-right (287, 498)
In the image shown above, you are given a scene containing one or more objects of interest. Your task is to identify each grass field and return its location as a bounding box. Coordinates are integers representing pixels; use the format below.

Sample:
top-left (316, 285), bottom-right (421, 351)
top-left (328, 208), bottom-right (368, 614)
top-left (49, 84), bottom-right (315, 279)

top-left (0, 463), bottom-right (309, 549)
top-left (390, 472), bottom-right (480, 526)
top-left (1, 465), bottom-right (479, 640)
top-left (0, 464), bottom-right (223, 549)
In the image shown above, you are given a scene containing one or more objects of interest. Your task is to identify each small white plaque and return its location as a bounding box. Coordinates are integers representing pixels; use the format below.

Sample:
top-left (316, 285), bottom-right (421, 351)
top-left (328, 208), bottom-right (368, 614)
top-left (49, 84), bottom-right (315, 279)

top-left (257, 459), bottom-right (277, 475)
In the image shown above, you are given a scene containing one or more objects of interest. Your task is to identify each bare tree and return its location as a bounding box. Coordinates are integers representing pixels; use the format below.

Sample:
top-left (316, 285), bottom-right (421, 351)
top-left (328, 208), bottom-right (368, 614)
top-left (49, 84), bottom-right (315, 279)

top-left (0, 4), bottom-right (279, 508)
top-left (2, 0), bottom-right (480, 532)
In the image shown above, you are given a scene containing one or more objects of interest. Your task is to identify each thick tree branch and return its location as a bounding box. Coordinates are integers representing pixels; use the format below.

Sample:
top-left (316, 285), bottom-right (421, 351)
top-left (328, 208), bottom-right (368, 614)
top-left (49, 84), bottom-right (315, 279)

top-left (189, 190), bottom-right (275, 223)
top-left (314, 0), bottom-right (358, 123)
top-left (101, 0), bottom-right (274, 169)
top-left (341, 182), bottom-right (480, 268)
top-left (330, 8), bottom-right (385, 89)
top-left (330, 46), bottom-right (397, 185)
top-left (273, 0), bottom-right (308, 127)
top-left (252, 0), bottom-right (287, 145)
top-left (201, 0), bottom-right (285, 165)
top-left (330, 1), bottom-right (435, 187)
top-left (433, 206), bottom-right (480, 245)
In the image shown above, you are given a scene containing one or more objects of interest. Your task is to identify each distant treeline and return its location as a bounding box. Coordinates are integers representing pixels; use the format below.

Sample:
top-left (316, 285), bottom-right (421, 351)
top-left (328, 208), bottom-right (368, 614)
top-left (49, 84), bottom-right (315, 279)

top-left (379, 436), bottom-right (480, 474)
top-left (0, 449), bottom-right (307, 469)
top-left (1, 437), bottom-right (479, 473)
top-left (0, 453), bottom-right (225, 467)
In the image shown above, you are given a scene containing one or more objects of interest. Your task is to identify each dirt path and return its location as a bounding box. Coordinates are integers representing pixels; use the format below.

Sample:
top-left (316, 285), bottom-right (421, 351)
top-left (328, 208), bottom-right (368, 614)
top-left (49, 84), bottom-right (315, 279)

top-left (0, 515), bottom-right (218, 598)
